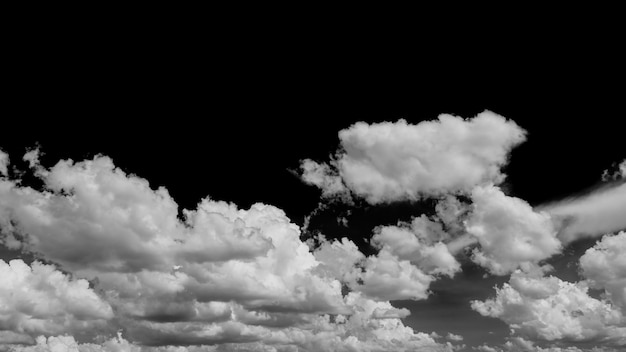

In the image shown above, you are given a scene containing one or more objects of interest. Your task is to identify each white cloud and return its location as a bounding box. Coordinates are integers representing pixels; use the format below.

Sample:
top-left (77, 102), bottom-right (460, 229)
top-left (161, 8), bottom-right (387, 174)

top-left (0, 149), bottom-right (8, 177)
top-left (299, 159), bottom-right (348, 198)
top-left (466, 185), bottom-right (561, 275)
top-left (0, 259), bottom-right (113, 337)
top-left (446, 333), bottom-right (463, 341)
top-left (23, 148), bottom-right (41, 169)
top-left (474, 336), bottom-right (622, 352)
top-left (540, 182), bottom-right (626, 244)
top-left (579, 231), bottom-right (626, 310)
top-left (471, 270), bottom-right (626, 344)
top-left (371, 222), bottom-right (460, 277)
top-left (300, 111), bottom-right (526, 203)
top-left (357, 249), bottom-right (434, 301)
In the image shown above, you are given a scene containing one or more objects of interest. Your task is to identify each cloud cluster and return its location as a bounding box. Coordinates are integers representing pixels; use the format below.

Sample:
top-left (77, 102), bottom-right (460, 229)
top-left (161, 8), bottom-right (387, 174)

top-left (471, 269), bottom-right (626, 346)
top-left (476, 336), bottom-right (622, 352)
top-left (2, 112), bottom-right (621, 350)
top-left (300, 111), bottom-right (526, 203)
top-left (0, 154), bottom-right (459, 351)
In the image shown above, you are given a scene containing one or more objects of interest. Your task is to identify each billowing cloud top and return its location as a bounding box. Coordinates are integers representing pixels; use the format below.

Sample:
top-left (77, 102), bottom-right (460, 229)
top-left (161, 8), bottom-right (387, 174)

top-left (300, 111), bottom-right (526, 203)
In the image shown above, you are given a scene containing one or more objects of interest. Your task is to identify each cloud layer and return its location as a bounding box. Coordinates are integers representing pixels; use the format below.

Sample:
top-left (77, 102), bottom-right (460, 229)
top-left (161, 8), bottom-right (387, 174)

top-left (1, 113), bottom-right (623, 351)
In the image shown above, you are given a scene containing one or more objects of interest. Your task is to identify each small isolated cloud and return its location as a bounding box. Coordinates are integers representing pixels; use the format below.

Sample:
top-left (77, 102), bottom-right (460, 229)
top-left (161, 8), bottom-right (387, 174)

top-left (446, 332), bottom-right (464, 341)
top-left (299, 159), bottom-right (348, 198)
top-left (540, 182), bottom-right (626, 244)
top-left (300, 111), bottom-right (526, 203)
top-left (0, 149), bottom-right (8, 176)
top-left (22, 147), bottom-right (42, 169)
top-left (0, 259), bottom-right (113, 336)
top-left (466, 185), bottom-right (561, 275)
top-left (471, 269), bottom-right (626, 345)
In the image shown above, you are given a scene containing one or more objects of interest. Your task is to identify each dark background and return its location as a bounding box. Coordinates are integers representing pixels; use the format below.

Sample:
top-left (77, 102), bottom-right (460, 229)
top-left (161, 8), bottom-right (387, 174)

top-left (5, 37), bottom-right (624, 220)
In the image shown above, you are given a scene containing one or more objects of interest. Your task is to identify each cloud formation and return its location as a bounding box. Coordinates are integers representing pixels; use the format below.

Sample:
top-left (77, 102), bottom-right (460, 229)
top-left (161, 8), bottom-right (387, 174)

top-left (300, 111), bottom-right (526, 203)
top-left (0, 153), bottom-right (459, 351)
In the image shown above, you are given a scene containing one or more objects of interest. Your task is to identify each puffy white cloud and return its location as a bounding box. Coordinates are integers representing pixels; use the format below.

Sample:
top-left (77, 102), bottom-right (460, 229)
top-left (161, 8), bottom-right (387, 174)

top-left (446, 333), bottom-right (463, 342)
top-left (371, 222), bottom-right (460, 277)
top-left (579, 231), bottom-right (626, 310)
top-left (312, 237), bottom-right (364, 284)
top-left (0, 259), bottom-right (113, 337)
top-left (299, 159), bottom-right (348, 198)
top-left (540, 182), bottom-right (626, 244)
top-left (313, 234), bottom-right (442, 302)
top-left (471, 270), bottom-right (626, 344)
top-left (300, 111), bottom-right (526, 203)
top-left (23, 148), bottom-right (41, 169)
top-left (0, 149), bottom-right (8, 177)
top-left (466, 185), bottom-right (561, 275)
top-left (357, 249), bottom-right (434, 301)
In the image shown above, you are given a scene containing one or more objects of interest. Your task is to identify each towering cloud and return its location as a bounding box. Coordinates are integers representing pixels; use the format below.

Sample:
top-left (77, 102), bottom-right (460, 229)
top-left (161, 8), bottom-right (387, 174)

top-left (300, 111), bottom-right (526, 203)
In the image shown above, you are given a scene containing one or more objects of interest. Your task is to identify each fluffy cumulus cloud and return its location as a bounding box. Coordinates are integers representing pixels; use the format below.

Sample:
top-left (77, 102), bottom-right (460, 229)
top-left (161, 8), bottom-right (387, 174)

top-left (579, 231), bottom-right (626, 310)
top-left (300, 110), bottom-right (526, 203)
top-left (471, 269), bottom-right (626, 346)
top-left (465, 185), bottom-right (561, 275)
top-left (0, 259), bottom-right (113, 337)
top-left (0, 153), bottom-right (460, 351)
top-left (371, 220), bottom-right (460, 277)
